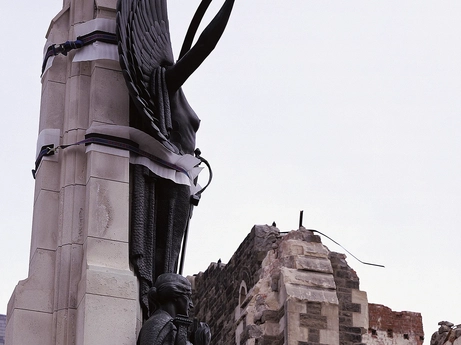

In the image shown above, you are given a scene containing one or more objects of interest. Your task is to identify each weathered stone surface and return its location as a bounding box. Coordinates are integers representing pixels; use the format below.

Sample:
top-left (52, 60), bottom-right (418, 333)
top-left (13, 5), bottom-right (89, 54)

top-left (53, 308), bottom-right (78, 345)
top-left (352, 289), bottom-right (368, 329)
top-left (292, 270), bottom-right (336, 290)
top-left (59, 184), bottom-right (86, 246)
top-left (77, 267), bottom-right (137, 303)
top-left (39, 80), bottom-right (66, 131)
top-left (85, 177), bottom-right (129, 242)
top-left (33, 156), bottom-right (61, 201)
top-left (66, 74), bottom-right (91, 130)
top-left (192, 227), bottom-right (357, 345)
top-left (86, 146), bottom-right (130, 184)
top-left (8, 249), bottom-right (55, 315)
top-left (85, 237), bottom-right (130, 270)
top-left (54, 244), bottom-right (83, 310)
top-left (61, 129), bottom-right (88, 187)
top-left (284, 285), bottom-right (338, 305)
top-left (428, 321), bottom-right (461, 345)
top-left (88, 66), bottom-right (129, 126)
top-left (30, 190), bottom-right (59, 255)
top-left (278, 239), bottom-right (329, 259)
top-left (292, 255), bottom-right (334, 274)
top-left (5, 309), bottom-right (53, 345)
top-left (76, 294), bottom-right (137, 345)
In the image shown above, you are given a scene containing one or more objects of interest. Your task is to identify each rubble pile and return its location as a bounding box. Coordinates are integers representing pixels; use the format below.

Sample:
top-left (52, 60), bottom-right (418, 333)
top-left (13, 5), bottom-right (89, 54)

top-left (431, 322), bottom-right (461, 345)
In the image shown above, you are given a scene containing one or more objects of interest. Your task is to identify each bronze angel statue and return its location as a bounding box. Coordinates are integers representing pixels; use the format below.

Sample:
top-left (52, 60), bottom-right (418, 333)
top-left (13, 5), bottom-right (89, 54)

top-left (116, 0), bottom-right (235, 322)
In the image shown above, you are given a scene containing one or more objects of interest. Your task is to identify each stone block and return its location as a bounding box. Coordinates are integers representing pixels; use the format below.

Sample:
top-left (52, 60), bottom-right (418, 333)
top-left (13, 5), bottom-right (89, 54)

top-left (42, 52), bottom-right (68, 85)
top-left (293, 256), bottom-right (334, 274)
top-left (284, 309), bottom-right (302, 345)
top-left (320, 303), bottom-right (339, 344)
top-left (54, 244), bottom-right (83, 310)
top-left (300, 313), bottom-right (327, 329)
top-left (54, 308), bottom-right (78, 345)
top-left (95, 0), bottom-right (117, 11)
top-left (284, 285), bottom-right (339, 305)
top-left (278, 240), bottom-right (329, 258)
top-left (54, 245), bottom-right (72, 310)
top-left (352, 289), bottom-right (368, 329)
top-left (76, 294), bottom-right (137, 345)
top-left (77, 267), bottom-right (137, 304)
top-left (85, 237), bottom-right (130, 271)
top-left (30, 189), bottom-right (59, 256)
top-left (34, 158), bottom-right (61, 201)
top-left (35, 128), bottom-right (60, 172)
top-left (320, 328), bottom-right (340, 345)
top-left (86, 146), bottom-right (130, 184)
top-left (285, 299), bottom-right (307, 314)
top-left (59, 184), bottom-right (86, 246)
top-left (308, 328), bottom-right (320, 342)
top-left (5, 308), bottom-right (53, 345)
top-left (66, 74), bottom-right (91, 131)
top-left (323, 303), bottom-right (339, 323)
top-left (39, 80), bottom-right (66, 131)
top-left (8, 249), bottom-right (55, 314)
top-left (45, 4), bottom-right (70, 47)
top-left (72, 0), bottom-right (95, 24)
top-left (94, 59), bottom-right (124, 72)
top-left (89, 66), bottom-right (129, 126)
top-left (85, 177), bottom-right (129, 242)
top-left (70, 60), bottom-right (92, 78)
top-left (302, 242), bottom-right (330, 257)
top-left (61, 129), bottom-right (88, 187)
top-left (282, 267), bottom-right (336, 290)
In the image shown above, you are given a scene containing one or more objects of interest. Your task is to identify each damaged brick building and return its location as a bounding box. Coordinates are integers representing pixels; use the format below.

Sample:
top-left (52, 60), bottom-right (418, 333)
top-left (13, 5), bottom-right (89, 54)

top-left (189, 225), bottom-right (424, 345)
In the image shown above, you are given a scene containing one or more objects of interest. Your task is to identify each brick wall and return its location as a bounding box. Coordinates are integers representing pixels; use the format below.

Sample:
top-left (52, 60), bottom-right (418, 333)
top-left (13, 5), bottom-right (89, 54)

top-left (363, 304), bottom-right (424, 345)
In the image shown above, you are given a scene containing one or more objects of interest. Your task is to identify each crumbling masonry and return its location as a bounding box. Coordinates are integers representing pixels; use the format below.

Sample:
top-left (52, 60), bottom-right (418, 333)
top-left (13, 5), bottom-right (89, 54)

top-left (189, 225), bottom-right (424, 345)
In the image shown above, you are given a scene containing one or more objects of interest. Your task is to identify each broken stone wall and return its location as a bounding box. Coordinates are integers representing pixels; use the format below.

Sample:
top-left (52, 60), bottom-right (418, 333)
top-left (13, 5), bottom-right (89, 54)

top-left (190, 225), bottom-right (279, 345)
top-left (191, 226), bottom-right (370, 345)
top-left (329, 252), bottom-right (368, 345)
top-left (191, 226), bottom-right (424, 345)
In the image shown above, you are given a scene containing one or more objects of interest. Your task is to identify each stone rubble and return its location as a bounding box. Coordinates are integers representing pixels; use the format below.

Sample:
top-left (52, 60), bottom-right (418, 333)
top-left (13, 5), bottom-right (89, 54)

top-left (431, 321), bottom-right (461, 345)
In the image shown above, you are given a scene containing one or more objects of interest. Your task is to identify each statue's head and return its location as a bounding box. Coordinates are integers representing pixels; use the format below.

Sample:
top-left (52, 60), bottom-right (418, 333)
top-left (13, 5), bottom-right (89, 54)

top-left (148, 273), bottom-right (193, 317)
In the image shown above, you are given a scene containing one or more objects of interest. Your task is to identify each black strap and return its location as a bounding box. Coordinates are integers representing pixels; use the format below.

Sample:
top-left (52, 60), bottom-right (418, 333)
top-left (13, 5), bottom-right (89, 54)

top-left (32, 133), bottom-right (192, 179)
top-left (41, 30), bottom-right (117, 75)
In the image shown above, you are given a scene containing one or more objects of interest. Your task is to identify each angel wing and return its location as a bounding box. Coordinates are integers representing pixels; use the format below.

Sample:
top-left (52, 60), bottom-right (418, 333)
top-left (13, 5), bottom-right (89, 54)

top-left (117, 0), bottom-right (177, 152)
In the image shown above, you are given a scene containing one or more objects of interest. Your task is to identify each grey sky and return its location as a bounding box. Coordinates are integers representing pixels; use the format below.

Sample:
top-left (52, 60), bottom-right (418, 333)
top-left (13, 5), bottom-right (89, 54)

top-left (1, 0), bottom-right (460, 340)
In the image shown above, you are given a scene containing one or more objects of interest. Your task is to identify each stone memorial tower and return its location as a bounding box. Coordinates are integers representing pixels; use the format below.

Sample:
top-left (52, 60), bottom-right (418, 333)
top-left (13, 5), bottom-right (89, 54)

top-left (6, 0), bottom-right (139, 344)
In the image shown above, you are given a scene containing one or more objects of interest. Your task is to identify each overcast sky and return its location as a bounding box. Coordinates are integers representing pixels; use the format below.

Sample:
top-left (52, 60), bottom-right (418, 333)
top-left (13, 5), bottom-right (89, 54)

top-left (1, 0), bottom-right (460, 340)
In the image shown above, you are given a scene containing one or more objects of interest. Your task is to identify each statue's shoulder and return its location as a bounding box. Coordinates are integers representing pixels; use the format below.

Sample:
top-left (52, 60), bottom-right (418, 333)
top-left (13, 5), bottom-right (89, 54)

top-left (138, 310), bottom-right (177, 345)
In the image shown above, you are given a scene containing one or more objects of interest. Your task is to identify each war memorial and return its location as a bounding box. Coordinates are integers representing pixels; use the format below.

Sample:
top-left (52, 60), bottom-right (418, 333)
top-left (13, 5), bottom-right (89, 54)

top-left (4, 0), bottom-right (450, 344)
